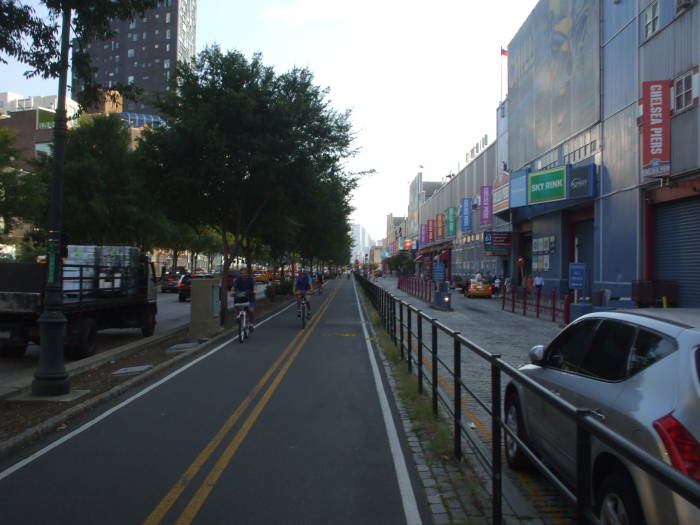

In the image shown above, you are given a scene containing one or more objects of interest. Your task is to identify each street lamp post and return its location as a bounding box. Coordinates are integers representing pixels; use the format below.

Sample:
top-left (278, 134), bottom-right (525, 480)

top-left (32, 5), bottom-right (72, 396)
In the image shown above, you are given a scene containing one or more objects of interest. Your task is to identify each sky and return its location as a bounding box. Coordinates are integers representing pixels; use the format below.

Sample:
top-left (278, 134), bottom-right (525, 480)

top-left (2, 0), bottom-right (539, 241)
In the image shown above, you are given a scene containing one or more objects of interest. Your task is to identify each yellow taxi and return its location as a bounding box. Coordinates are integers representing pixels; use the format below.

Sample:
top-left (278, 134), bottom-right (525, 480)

top-left (466, 280), bottom-right (494, 298)
top-left (254, 271), bottom-right (269, 283)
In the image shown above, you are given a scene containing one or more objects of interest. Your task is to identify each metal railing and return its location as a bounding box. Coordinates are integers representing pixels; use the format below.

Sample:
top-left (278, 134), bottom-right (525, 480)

top-left (356, 274), bottom-right (700, 524)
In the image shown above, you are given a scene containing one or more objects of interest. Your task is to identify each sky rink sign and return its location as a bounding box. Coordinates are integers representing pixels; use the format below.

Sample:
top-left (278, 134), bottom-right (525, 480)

top-left (528, 166), bottom-right (568, 204)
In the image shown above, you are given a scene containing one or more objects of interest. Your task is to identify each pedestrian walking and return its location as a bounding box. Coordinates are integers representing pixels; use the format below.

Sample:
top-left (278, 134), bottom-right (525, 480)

top-left (494, 276), bottom-right (502, 296)
top-left (534, 274), bottom-right (544, 292)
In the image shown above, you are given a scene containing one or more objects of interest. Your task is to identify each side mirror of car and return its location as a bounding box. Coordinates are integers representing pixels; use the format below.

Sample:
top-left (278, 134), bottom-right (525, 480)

top-left (528, 345), bottom-right (545, 364)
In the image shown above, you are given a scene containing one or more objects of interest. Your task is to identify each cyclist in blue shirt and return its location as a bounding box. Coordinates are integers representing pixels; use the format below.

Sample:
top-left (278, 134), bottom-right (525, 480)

top-left (293, 268), bottom-right (313, 319)
top-left (232, 267), bottom-right (256, 330)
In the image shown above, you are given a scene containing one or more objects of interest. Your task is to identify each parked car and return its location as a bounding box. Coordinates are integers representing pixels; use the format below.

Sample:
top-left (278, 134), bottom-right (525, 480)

top-left (466, 280), bottom-right (493, 298)
top-left (177, 273), bottom-right (212, 302)
top-left (504, 309), bottom-right (700, 525)
top-left (160, 272), bottom-right (182, 293)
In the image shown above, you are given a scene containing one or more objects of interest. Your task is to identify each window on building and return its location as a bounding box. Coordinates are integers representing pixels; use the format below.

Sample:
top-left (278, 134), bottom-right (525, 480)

top-left (129, 20), bottom-right (136, 29)
top-left (166, 12), bottom-right (171, 23)
top-left (166, 44), bottom-right (170, 52)
top-left (128, 75), bottom-right (134, 84)
top-left (675, 71), bottom-right (695, 112)
top-left (164, 59), bottom-right (170, 69)
top-left (133, 61), bottom-right (138, 67)
top-left (644, 1), bottom-right (659, 39)
top-left (155, 29), bottom-right (159, 35)
top-left (133, 33), bottom-right (138, 41)
top-left (154, 44), bottom-right (159, 49)
top-left (115, 55), bottom-right (120, 62)
top-left (165, 29), bottom-right (171, 40)
top-left (142, 32), bottom-right (147, 40)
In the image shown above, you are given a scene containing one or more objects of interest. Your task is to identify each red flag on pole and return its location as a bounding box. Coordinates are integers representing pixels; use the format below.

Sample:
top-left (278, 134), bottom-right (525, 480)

top-left (500, 48), bottom-right (508, 56)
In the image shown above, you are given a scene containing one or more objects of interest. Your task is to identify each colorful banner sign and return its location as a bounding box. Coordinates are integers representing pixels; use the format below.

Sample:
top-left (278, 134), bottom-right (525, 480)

top-left (642, 80), bottom-right (671, 178)
top-left (419, 223), bottom-right (428, 245)
top-left (427, 219), bottom-right (435, 242)
top-left (528, 167), bottom-right (567, 204)
top-left (446, 207), bottom-right (457, 236)
top-left (436, 213), bottom-right (445, 239)
top-left (493, 171), bottom-right (510, 213)
top-left (480, 186), bottom-right (492, 225)
top-left (460, 198), bottom-right (472, 231)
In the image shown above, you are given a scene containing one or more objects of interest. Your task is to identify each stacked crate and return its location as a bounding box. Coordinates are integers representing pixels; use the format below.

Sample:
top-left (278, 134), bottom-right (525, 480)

top-left (62, 245), bottom-right (141, 297)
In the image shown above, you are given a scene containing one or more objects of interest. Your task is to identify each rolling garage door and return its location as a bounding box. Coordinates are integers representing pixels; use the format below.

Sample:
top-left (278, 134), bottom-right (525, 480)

top-left (655, 196), bottom-right (700, 307)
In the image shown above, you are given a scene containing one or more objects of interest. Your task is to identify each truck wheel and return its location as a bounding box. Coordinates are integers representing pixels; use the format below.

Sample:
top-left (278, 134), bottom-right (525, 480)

top-left (66, 317), bottom-right (97, 359)
top-left (141, 308), bottom-right (156, 337)
top-left (0, 344), bottom-right (27, 358)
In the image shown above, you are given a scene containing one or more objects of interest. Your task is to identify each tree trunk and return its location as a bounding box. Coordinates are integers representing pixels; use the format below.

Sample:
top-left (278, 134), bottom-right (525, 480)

top-left (171, 249), bottom-right (179, 273)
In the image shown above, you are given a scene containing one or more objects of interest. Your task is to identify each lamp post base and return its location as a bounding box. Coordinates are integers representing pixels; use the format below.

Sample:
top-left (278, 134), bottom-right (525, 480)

top-left (32, 309), bottom-right (70, 396)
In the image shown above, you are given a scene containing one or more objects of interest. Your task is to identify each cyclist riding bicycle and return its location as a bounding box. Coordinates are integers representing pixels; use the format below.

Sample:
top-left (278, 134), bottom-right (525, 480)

top-left (293, 268), bottom-right (313, 319)
top-left (231, 267), bottom-right (256, 331)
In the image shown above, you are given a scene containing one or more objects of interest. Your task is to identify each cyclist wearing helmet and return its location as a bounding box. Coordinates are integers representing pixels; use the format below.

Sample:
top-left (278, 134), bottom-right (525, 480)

top-left (293, 268), bottom-right (313, 319)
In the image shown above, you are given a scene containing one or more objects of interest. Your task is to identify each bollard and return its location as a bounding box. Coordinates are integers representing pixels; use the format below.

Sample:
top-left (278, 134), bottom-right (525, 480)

top-left (523, 289), bottom-right (528, 316)
top-left (551, 289), bottom-right (557, 322)
top-left (511, 286), bottom-right (516, 313)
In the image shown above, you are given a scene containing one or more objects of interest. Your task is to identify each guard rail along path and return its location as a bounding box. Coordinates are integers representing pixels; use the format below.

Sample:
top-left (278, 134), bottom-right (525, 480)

top-left (356, 274), bottom-right (700, 525)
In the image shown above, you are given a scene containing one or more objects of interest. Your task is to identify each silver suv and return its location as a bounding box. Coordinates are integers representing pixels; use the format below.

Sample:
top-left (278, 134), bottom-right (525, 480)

top-left (504, 309), bottom-right (700, 524)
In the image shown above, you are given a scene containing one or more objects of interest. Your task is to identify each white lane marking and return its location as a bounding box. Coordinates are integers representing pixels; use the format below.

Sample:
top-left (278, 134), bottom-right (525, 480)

top-left (0, 301), bottom-right (296, 482)
top-left (351, 279), bottom-right (423, 525)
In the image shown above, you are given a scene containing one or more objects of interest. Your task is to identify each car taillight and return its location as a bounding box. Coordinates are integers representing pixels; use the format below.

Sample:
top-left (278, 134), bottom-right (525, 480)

top-left (489, 286), bottom-right (493, 291)
top-left (653, 414), bottom-right (700, 482)
top-left (179, 282), bottom-right (184, 288)
top-left (167, 278), bottom-right (174, 281)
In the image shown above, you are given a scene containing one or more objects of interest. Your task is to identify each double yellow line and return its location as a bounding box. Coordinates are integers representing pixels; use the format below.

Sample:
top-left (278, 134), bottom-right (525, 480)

top-left (143, 282), bottom-right (342, 525)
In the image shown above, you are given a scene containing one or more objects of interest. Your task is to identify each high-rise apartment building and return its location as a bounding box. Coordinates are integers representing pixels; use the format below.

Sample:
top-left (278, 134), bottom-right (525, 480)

top-left (72, 0), bottom-right (197, 115)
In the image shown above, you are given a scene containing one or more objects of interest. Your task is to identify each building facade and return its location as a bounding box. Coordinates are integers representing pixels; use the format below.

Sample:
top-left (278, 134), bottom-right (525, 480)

top-left (73, 0), bottom-right (197, 115)
top-left (385, 0), bottom-right (700, 306)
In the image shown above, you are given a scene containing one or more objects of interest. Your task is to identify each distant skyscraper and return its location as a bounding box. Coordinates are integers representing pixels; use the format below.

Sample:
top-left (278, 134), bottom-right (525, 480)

top-left (73, 0), bottom-right (197, 115)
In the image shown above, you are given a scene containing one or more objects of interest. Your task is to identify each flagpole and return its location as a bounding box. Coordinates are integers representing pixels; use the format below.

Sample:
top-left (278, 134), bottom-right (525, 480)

top-left (500, 48), bottom-right (503, 103)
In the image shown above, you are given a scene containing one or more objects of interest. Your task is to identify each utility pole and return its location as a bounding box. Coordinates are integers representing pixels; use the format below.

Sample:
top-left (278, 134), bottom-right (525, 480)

top-left (32, 4), bottom-right (72, 396)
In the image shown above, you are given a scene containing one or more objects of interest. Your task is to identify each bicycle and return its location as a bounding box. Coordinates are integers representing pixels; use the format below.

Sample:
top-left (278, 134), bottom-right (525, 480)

top-left (233, 292), bottom-right (252, 343)
top-left (296, 290), bottom-right (313, 329)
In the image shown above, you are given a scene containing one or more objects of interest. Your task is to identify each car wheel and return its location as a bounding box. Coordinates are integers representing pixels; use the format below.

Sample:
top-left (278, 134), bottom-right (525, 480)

top-left (178, 293), bottom-right (186, 302)
top-left (504, 392), bottom-right (531, 470)
top-left (141, 307), bottom-right (156, 337)
top-left (66, 317), bottom-right (97, 359)
top-left (596, 469), bottom-right (645, 525)
top-left (0, 344), bottom-right (27, 358)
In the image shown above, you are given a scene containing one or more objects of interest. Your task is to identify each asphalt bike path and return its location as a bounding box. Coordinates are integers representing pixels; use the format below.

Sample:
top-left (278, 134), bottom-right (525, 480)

top-left (0, 278), bottom-right (427, 525)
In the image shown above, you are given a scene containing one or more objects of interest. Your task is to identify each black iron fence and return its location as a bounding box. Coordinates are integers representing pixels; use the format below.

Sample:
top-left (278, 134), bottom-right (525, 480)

top-left (355, 274), bottom-right (700, 524)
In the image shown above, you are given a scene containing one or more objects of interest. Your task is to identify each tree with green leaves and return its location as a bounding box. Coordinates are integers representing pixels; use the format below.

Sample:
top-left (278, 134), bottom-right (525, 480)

top-left (140, 46), bottom-right (356, 319)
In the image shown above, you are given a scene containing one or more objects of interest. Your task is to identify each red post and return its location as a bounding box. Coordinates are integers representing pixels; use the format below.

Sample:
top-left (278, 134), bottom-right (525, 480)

top-left (501, 287), bottom-right (506, 310)
top-left (523, 288), bottom-right (528, 316)
top-left (511, 286), bottom-right (516, 313)
top-left (536, 288), bottom-right (541, 318)
top-left (551, 289), bottom-right (557, 322)
top-left (563, 292), bottom-right (573, 324)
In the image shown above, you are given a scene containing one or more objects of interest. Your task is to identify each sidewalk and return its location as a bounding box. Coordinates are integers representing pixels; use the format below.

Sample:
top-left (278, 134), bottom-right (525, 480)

top-left (376, 275), bottom-right (562, 367)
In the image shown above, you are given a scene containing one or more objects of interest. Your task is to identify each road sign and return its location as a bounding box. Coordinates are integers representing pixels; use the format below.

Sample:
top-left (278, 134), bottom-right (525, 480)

top-left (433, 263), bottom-right (445, 282)
top-left (569, 263), bottom-right (586, 290)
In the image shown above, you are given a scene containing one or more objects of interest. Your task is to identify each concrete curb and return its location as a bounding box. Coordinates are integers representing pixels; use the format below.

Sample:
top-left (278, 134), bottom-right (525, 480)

top-left (0, 297), bottom-right (296, 460)
top-left (0, 325), bottom-right (189, 402)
